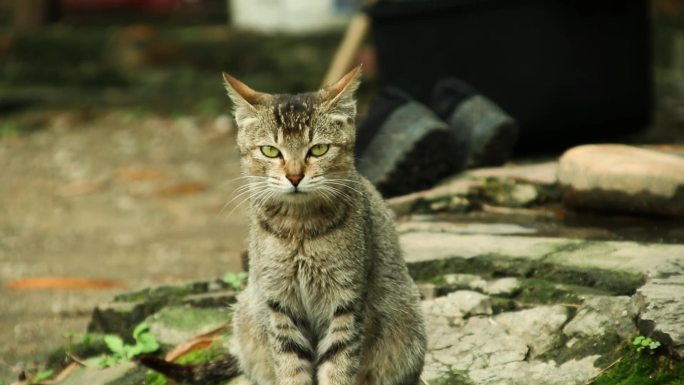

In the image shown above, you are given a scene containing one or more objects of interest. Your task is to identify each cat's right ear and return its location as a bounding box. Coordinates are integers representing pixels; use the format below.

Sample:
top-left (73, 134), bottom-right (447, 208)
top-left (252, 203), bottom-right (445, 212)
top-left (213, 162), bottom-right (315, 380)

top-left (222, 72), bottom-right (270, 112)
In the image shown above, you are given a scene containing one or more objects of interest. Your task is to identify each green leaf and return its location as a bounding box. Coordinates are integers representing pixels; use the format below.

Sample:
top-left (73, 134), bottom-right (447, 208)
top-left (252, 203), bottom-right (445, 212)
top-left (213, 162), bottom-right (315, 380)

top-left (640, 338), bottom-right (651, 347)
top-left (648, 340), bottom-right (661, 350)
top-left (104, 335), bottom-right (125, 354)
top-left (99, 355), bottom-right (120, 368)
top-left (136, 333), bottom-right (160, 353)
top-left (29, 369), bottom-right (54, 384)
top-left (133, 322), bottom-right (150, 340)
top-left (632, 336), bottom-right (645, 345)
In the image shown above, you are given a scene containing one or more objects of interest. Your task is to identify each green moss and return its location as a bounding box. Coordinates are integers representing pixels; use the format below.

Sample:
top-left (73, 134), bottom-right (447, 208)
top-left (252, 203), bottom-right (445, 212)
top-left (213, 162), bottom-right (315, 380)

top-left (431, 369), bottom-right (475, 385)
top-left (407, 255), bottom-right (643, 295)
top-left (177, 340), bottom-right (228, 364)
top-left (591, 348), bottom-right (684, 385)
top-left (149, 306), bottom-right (230, 332)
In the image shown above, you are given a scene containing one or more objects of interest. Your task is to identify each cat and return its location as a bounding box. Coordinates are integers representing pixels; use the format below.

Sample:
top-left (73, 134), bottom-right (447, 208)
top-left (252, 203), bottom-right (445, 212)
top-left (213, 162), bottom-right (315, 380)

top-left (140, 67), bottom-right (427, 385)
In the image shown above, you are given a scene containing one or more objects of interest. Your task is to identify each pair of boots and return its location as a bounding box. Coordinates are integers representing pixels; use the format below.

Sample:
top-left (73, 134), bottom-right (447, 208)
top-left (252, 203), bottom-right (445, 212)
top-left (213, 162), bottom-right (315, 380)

top-left (355, 79), bottom-right (518, 197)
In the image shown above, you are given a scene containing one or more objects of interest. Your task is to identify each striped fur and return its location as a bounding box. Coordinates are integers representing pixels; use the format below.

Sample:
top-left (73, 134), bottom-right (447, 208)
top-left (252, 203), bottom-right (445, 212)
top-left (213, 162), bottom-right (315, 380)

top-left (141, 67), bottom-right (426, 385)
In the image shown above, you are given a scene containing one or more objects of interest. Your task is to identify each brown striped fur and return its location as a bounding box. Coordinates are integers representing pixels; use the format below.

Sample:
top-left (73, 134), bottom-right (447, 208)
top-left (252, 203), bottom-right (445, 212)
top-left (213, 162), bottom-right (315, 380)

top-left (141, 67), bottom-right (426, 385)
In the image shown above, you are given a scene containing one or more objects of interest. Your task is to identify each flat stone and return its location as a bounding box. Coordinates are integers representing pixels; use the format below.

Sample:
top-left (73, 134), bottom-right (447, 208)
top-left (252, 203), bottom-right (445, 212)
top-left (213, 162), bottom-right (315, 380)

top-left (57, 359), bottom-right (135, 385)
top-left (495, 305), bottom-right (568, 358)
top-left (483, 277), bottom-right (522, 297)
top-left (558, 144), bottom-right (684, 216)
top-left (442, 273), bottom-right (488, 291)
top-left (145, 305), bottom-right (231, 347)
top-left (634, 263), bottom-right (684, 357)
top-left (401, 232), bottom-right (681, 278)
top-left (563, 296), bottom-right (638, 340)
top-left (467, 355), bottom-right (600, 385)
top-left (396, 221), bottom-right (536, 236)
top-left (386, 178), bottom-right (479, 216)
top-left (422, 291), bottom-right (492, 321)
top-left (467, 162), bottom-right (559, 185)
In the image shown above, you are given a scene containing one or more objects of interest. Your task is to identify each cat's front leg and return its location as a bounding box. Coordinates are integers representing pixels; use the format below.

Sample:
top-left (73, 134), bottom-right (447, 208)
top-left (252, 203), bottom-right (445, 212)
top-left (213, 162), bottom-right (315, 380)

top-left (316, 300), bottom-right (364, 385)
top-left (267, 299), bottom-right (315, 385)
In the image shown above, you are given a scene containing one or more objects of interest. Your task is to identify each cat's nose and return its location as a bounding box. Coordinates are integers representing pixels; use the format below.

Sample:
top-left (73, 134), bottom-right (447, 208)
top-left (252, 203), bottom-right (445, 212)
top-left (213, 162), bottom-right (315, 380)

top-left (286, 174), bottom-right (304, 187)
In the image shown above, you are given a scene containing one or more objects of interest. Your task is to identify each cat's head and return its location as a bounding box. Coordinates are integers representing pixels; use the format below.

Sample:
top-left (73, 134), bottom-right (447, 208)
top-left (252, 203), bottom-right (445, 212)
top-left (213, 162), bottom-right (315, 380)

top-left (223, 67), bottom-right (361, 201)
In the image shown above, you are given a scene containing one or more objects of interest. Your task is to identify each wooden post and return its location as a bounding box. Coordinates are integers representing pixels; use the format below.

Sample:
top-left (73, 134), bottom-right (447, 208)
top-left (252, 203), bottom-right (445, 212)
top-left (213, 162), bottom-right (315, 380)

top-left (13, 0), bottom-right (49, 31)
top-left (321, 12), bottom-right (370, 86)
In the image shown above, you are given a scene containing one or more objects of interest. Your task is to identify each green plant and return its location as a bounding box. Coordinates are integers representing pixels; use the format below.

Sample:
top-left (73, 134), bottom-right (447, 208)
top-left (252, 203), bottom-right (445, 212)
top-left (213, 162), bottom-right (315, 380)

top-left (632, 336), bottom-right (662, 353)
top-left (100, 322), bottom-right (159, 368)
top-left (222, 271), bottom-right (248, 290)
top-left (28, 369), bottom-right (54, 384)
top-left (0, 122), bottom-right (23, 137)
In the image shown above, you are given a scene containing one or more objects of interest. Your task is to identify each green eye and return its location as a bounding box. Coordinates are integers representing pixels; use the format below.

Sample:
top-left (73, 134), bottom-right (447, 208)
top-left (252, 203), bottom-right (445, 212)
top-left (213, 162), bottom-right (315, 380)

top-left (260, 145), bottom-right (281, 158)
top-left (309, 144), bottom-right (330, 157)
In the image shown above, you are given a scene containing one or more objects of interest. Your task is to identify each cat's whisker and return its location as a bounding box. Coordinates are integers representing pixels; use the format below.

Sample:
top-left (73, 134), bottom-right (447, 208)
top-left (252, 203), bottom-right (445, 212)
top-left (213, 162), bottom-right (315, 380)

top-left (219, 181), bottom-right (271, 216)
top-left (227, 187), bottom-right (270, 216)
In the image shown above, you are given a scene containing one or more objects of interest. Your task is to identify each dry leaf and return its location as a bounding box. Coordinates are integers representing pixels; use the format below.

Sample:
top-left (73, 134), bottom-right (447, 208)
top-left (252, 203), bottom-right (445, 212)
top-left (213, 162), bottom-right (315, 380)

top-left (165, 323), bottom-right (231, 361)
top-left (116, 166), bottom-right (168, 182)
top-left (7, 277), bottom-right (125, 290)
top-left (40, 362), bottom-right (79, 384)
top-left (59, 180), bottom-right (103, 197)
top-left (154, 182), bottom-right (207, 198)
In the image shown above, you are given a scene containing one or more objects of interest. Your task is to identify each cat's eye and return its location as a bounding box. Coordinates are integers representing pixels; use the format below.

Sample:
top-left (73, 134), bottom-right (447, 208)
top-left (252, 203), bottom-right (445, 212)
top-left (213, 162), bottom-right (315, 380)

top-left (309, 144), bottom-right (330, 157)
top-left (260, 145), bottom-right (281, 158)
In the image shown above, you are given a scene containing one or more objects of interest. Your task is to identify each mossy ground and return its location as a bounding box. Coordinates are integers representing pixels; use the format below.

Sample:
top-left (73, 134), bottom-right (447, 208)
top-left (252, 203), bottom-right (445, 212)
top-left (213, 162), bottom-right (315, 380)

top-left (591, 348), bottom-right (684, 385)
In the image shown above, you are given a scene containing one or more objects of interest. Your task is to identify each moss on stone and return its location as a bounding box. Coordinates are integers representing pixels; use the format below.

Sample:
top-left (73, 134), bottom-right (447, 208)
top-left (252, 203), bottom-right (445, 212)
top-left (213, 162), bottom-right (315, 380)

top-left (408, 255), bottom-right (643, 295)
top-left (591, 348), bottom-right (684, 385)
top-left (431, 369), bottom-right (475, 385)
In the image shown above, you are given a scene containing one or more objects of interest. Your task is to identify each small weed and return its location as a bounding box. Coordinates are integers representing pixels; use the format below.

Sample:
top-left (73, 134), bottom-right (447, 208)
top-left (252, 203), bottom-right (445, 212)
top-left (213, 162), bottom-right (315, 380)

top-left (0, 121), bottom-right (23, 137)
top-left (633, 336), bottom-right (662, 353)
top-left (28, 369), bottom-right (54, 384)
top-left (222, 271), bottom-right (248, 290)
top-left (100, 322), bottom-right (159, 368)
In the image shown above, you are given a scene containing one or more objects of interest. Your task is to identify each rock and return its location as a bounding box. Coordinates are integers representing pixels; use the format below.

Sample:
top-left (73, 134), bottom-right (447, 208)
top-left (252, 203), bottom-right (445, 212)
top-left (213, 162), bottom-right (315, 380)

top-left (481, 179), bottom-right (539, 207)
top-left (386, 178), bottom-right (479, 216)
top-left (422, 291), bottom-right (493, 321)
top-left (442, 273), bottom-right (488, 291)
top-left (417, 283), bottom-right (437, 300)
top-left (558, 144), bottom-right (684, 216)
top-left (467, 355), bottom-right (600, 385)
top-left (634, 269), bottom-right (684, 358)
top-left (563, 296), bottom-right (638, 340)
top-left (495, 305), bottom-right (568, 358)
top-left (401, 232), bottom-right (682, 294)
top-left (145, 306), bottom-right (231, 347)
top-left (468, 162), bottom-right (559, 185)
top-left (483, 277), bottom-right (522, 297)
top-left (57, 359), bottom-right (136, 385)
top-left (425, 317), bottom-right (529, 375)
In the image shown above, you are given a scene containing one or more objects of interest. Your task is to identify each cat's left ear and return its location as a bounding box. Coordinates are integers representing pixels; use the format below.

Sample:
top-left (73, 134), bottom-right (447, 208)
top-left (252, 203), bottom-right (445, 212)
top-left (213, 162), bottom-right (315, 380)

top-left (222, 72), bottom-right (271, 110)
top-left (322, 65), bottom-right (362, 108)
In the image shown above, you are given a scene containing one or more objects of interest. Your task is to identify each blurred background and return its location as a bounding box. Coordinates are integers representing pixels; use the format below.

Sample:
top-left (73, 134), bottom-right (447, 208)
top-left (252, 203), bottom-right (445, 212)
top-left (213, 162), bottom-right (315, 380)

top-left (1, 0), bottom-right (683, 376)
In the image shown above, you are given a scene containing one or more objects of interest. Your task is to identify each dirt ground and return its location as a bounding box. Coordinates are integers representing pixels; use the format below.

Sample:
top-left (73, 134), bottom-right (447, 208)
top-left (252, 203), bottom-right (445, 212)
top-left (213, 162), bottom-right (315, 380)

top-left (0, 111), bottom-right (249, 375)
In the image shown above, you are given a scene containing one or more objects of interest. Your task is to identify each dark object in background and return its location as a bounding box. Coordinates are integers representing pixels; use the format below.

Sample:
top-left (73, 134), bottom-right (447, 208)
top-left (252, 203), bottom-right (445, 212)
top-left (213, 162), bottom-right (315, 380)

top-left (356, 87), bottom-right (467, 197)
top-left (367, 0), bottom-right (652, 153)
top-left (432, 78), bottom-right (518, 168)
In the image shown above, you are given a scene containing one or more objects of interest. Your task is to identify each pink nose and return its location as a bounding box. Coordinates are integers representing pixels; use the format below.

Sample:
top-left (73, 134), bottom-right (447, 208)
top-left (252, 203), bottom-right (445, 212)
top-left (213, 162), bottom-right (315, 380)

top-left (286, 174), bottom-right (303, 187)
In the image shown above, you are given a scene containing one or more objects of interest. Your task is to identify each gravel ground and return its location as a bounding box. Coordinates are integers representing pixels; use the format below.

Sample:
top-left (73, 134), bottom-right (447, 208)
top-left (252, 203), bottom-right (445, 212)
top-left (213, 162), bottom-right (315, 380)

top-left (0, 111), bottom-right (248, 373)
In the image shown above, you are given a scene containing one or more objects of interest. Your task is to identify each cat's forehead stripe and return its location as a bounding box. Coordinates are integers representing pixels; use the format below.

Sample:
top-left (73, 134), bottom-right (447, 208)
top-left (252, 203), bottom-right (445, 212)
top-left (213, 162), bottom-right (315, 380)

top-left (272, 95), bottom-right (316, 135)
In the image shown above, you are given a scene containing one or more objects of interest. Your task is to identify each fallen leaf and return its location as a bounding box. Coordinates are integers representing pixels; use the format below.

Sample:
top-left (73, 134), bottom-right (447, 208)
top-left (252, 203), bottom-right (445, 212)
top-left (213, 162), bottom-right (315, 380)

top-left (116, 166), bottom-right (168, 182)
top-left (165, 323), bottom-right (231, 361)
top-left (7, 277), bottom-right (125, 290)
top-left (58, 180), bottom-right (103, 197)
top-left (154, 181), bottom-right (207, 197)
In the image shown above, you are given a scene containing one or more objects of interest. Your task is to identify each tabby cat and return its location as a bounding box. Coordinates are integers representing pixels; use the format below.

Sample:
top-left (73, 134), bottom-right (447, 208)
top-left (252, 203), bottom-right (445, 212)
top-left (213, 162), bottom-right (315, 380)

top-left (141, 67), bottom-right (427, 385)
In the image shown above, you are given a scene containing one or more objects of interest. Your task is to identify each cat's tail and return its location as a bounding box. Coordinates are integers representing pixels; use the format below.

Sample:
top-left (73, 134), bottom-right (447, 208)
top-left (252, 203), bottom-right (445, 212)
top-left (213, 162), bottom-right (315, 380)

top-left (138, 355), bottom-right (240, 384)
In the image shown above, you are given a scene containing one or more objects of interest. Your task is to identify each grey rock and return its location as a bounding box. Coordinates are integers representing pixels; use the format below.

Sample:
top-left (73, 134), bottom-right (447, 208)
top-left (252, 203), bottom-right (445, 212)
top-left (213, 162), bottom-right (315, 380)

top-left (422, 291), bottom-right (492, 320)
top-left (495, 305), bottom-right (568, 358)
top-left (483, 277), bottom-right (521, 297)
top-left (563, 296), bottom-right (638, 340)
top-left (468, 355), bottom-right (600, 385)
top-left (634, 268), bottom-right (684, 357)
top-left (558, 144), bottom-right (684, 216)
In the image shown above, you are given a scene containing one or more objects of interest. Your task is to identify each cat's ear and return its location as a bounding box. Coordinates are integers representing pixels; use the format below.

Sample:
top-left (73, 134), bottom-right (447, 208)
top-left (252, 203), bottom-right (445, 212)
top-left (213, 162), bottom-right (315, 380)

top-left (222, 72), bottom-right (271, 111)
top-left (322, 65), bottom-right (362, 108)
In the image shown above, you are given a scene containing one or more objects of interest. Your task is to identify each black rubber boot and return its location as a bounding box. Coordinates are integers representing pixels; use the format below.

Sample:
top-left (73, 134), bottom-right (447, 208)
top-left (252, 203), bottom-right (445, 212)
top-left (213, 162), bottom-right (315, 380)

top-left (356, 87), bottom-right (468, 197)
top-left (432, 78), bottom-right (518, 168)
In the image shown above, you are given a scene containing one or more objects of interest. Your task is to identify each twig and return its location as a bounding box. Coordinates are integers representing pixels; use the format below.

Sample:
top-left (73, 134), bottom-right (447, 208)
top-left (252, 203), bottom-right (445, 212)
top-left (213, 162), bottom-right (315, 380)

top-left (583, 357), bottom-right (622, 385)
